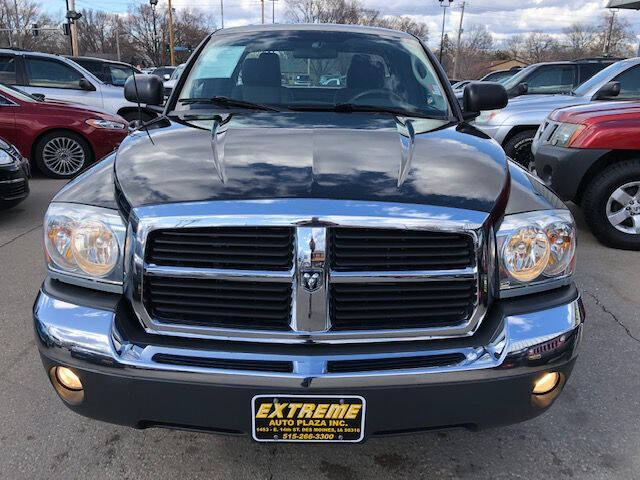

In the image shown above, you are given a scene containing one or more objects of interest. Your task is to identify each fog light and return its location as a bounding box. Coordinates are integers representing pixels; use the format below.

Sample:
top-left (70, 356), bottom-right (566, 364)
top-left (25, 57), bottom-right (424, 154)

top-left (532, 372), bottom-right (559, 395)
top-left (55, 366), bottom-right (83, 391)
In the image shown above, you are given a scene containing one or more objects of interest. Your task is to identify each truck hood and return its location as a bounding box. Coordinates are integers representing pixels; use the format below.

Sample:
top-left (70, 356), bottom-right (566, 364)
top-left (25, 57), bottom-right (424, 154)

top-left (115, 112), bottom-right (509, 213)
top-left (503, 93), bottom-right (588, 112)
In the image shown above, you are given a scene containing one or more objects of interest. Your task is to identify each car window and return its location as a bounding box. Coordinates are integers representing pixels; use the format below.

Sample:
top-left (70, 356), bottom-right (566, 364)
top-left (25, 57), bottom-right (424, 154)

top-left (25, 58), bottom-right (84, 89)
top-left (109, 64), bottom-right (133, 86)
top-left (0, 55), bottom-right (16, 85)
top-left (525, 65), bottom-right (576, 94)
top-left (579, 63), bottom-right (605, 84)
top-left (178, 30), bottom-right (451, 118)
top-left (612, 65), bottom-right (640, 99)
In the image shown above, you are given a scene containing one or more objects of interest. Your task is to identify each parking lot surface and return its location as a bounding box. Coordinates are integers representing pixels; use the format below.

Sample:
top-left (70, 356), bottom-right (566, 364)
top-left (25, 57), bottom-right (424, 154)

top-left (1, 177), bottom-right (639, 480)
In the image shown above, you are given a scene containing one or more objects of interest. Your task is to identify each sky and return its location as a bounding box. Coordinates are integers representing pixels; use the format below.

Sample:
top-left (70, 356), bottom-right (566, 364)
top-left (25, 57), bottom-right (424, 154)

top-left (45, 0), bottom-right (640, 48)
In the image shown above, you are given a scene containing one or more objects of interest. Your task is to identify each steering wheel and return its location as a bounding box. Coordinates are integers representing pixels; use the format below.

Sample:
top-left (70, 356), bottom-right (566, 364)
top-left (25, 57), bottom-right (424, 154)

top-left (347, 89), bottom-right (405, 104)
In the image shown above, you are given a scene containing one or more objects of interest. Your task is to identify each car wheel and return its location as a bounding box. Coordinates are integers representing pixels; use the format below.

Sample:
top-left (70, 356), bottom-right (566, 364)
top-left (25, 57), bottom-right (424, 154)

top-left (583, 160), bottom-right (640, 250)
top-left (121, 110), bottom-right (154, 128)
top-left (503, 130), bottom-right (537, 173)
top-left (35, 131), bottom-right (92, 179)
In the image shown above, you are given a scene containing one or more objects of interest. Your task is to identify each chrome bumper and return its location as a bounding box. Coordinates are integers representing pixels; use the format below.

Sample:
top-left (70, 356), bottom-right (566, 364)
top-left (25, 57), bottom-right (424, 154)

top-left (33, 286), bottom-right (583, 389)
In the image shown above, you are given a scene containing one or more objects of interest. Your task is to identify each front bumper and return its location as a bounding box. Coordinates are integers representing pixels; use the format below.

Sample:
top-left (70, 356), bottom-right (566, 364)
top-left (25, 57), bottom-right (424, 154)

top-left (0, 160), bottom-right (29, 204)
top-left (533, 143), bottom-right (609, 202)
top-left (34, 279), bottom-right (584, 437)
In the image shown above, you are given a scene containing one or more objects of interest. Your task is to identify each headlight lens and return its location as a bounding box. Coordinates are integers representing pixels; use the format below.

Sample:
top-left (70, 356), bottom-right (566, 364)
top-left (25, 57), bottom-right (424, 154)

top-left (497, 210), bottom-right (576, 294)
top-left (85, 118), bottom-right (127, 130)
top-left (548, 122), bottom-right (584, 148)
top-left (44, 203), bottom-right (126, 288)
top-left (0, 149), bottom-right (14, 165)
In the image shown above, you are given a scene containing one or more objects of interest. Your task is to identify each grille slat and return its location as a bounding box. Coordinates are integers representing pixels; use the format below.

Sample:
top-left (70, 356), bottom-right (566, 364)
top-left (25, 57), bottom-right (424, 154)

top-left (330, 228), bottom-right (474, 271)
top-left (147, 227), bottom-right (294, 271)
top-left (153, 353), bottom-right (293, 373)
top-left (145, 277), bottom-right (292, 330)
top-left (331, 280), bottom-right (476, 331)
top-left (327, 353), bottom-right (465, 373)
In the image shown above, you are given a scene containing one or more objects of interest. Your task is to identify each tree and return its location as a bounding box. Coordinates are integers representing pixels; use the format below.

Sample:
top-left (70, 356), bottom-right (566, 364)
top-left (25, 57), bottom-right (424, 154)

top-left (563, 22), bottom-right (598, 59)
top-left (0, 0), bottom-right (65, 52)
top-left (452, 24), bottom-right (494, 79)
top-left (522, 31), bottom-right (561, 63)
top-left (598, 11), bottom-right (636, 57)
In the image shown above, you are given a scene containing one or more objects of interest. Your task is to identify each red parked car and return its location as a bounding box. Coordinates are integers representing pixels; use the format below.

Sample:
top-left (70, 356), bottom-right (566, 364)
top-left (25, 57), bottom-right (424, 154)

top-left (0, 84), bottom-right (128, 178)
top-left (533, 100), bottom-right (640, 250)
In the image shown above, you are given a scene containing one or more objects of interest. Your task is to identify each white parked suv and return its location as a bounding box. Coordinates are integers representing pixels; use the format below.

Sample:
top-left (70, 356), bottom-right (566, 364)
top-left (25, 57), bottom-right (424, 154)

top-left (0, 49), bottom-right (157, 124)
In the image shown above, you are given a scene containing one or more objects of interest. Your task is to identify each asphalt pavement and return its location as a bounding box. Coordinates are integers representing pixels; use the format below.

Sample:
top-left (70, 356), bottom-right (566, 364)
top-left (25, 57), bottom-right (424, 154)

top-left (1, 177), bottom-right (639, 480)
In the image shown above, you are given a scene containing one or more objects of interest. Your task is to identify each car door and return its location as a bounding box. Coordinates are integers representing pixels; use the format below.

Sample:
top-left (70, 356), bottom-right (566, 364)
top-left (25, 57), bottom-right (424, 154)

top-left (525, 65), bottom-right (577, 94)
top-left (0, 94), bottom-right (17, 147)
top-left (21, 56), bottom-right (103, 109)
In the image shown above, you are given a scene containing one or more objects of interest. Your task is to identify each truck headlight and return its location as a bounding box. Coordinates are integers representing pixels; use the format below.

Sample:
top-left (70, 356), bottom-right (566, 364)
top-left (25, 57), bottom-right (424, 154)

top-left (497, 210), bottom-right (576, 295)
top-left (548, 122), bottom-right (584, 148)
top-left (44, 203), bottom-right (126, 291)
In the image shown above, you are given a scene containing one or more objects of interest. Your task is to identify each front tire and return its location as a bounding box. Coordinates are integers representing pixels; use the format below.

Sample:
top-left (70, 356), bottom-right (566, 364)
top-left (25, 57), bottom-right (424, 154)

top-left (582, 160), bottom-right (640, 250)
top-left (503, 129), bottom-right (538, 172)
top-left (35, 131), bottom-right (92, 179)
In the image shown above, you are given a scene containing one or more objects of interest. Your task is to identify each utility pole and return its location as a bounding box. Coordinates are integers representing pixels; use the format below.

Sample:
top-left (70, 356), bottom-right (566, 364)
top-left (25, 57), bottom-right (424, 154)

top-left (220, 0), bottom-right (224, 28)
top-left (438, 0), bottom-right (453, 64)
top-left (261, 0), bottom-right (265, 24)
top-left (150, 0), bottom-right (158, 65)
top-left (272, 0), bottom-right (275, 23)
top-left (452, 1), bottom-right (465, 80)
top-left (603, 10), bottom-right (616, 56)
top-left (115, 23), bottom-right (121, 61)
top-left (67, 0), bottom-right (80, 56)
top-left (167, 0), bottom-right (175, 66)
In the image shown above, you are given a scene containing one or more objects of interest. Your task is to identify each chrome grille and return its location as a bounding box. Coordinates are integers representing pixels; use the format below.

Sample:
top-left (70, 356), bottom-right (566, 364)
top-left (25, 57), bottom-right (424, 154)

top-left (330, 279), bottom-right (477, 330)
top-left (330, 227), bottom-right (474, 271)
top-left (131, 200), bottom-right (487, 343)
top-left (146, 227), bottom-right (294, 270)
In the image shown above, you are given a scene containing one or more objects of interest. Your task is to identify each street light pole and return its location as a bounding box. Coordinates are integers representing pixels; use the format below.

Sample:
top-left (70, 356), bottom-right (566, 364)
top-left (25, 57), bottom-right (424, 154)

top-left (150, 0), bottom-right (158, 66)
top-left (438, 0), bottom-right (453, 64)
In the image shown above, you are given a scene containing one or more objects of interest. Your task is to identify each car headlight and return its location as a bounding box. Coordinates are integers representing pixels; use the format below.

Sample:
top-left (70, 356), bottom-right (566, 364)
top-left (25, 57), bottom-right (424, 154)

top-left (44, 203), bottom-right (126, 291)
top-left (85, 118), bottom-right (127, 130)
top-left (0, 149), bottom-right (14, 165)
top-left (497, 209), bottom-right (576, 296)
top-left (548, 122), bottom-right (585, 148)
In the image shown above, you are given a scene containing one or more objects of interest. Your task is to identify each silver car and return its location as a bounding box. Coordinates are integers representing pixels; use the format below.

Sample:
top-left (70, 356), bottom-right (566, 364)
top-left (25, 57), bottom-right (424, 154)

top-left (0, 49), bottom-right (157, 124)
top-left (473, 58), bottom-right (640, 169)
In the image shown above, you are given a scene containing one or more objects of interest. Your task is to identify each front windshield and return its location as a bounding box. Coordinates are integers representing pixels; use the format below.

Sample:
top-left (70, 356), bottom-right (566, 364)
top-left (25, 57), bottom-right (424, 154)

top-left (177, 29), bottom-right (451, 118)
top-left (572, 61), bottom-right (624, 97)
top-left (170, 64), bottom-right (186, 81)
top-left (0, 83), bottom-right (37, 102)
top-left (500, 64), bottom-right (537, 91)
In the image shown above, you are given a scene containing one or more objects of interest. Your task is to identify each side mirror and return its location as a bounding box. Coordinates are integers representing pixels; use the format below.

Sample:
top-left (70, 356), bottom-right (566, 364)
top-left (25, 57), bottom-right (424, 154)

top-left (124, 74), bottom-right (164, 105)
top-left (164, 74), bottom-right (171, 81)
top-left (78, 78), bottom-right (96, 91)
top-left (594, 81), bottom-right (620, 100)
top-left (463, 82), bottom-right (508, 118)
top-left (32, 93), bottom-right (45, 101)
top-left (517, 82), bottom-right (528, 95)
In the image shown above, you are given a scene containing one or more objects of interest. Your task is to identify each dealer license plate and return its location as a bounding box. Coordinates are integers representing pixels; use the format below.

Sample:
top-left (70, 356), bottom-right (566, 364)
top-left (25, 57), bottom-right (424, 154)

top-left (252, 395), bottom-right (365, 442)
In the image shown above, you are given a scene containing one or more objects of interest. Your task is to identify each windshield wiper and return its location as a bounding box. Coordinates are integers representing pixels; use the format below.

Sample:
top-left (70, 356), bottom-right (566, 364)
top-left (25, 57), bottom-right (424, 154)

top-left (178, 96), bottom-right (280, 112)
top-left (288, 103), bottom-right (446, 119)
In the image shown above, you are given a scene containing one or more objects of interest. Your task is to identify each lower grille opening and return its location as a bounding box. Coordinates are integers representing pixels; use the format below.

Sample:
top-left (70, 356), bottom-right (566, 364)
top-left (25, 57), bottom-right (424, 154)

top-left (144, 277), bottom-right (292, 330)
top-left (138, 420), bottom-right (244, 435)
top-left (330, 280), bottom-right (477, 331)
top-left (152, 353), bottom-right (293, 373)
top-left (327, 352), bottom-right (465, 373)
top-left (0, 179), bottom-right (27, 199)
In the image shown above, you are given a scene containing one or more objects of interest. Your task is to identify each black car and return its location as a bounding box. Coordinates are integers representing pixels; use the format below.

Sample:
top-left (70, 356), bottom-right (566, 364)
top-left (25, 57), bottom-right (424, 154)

top-left (34, 24), bottom-right (583, 442)
top-left (67, 56), bottom-right (142, 87)
top-left (478, 67), bottom-right (522, 83)
top-left (499, 58), bottom-right (621, 98)
top-left (0, 138), bottom-right (29, 209)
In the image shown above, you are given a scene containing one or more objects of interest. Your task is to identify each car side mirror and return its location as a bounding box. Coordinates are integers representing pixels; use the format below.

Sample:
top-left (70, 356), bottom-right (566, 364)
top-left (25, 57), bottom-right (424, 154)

top-left (517, 82), bottom-right (528, 95)
top-left (164, 74), bottom-right (171, 81)
top-left (32, 93), bottom-right (45, 101)
top-left (78, 78), bottom-right (96, 91)
top-left (594, 81), bottom-right (620, 100)
top-left (124, 74), bottom-right (164, 105)
top-left (463, 82), bottom-right (508, 120)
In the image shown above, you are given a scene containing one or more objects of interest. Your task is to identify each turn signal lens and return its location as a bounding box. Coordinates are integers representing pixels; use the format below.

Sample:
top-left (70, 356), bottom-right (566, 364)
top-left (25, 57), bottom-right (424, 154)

top-left (55, 366), bottom-right (83, 391)
top-left (544, 222), bottom-right (576, 276)
top-left (502, 226), bottom-right (550, 282)
top-left (532, 372), bottom-right (559, 395)
top-left (45, 215), bottom-right (77, 270)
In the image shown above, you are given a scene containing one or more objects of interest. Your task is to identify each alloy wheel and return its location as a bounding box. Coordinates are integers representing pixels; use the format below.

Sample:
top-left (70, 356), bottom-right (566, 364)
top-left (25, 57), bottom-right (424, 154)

top-left (42, 136), bottom-right (85, 176)
top-left (606, 181), bottom-right (640, 235)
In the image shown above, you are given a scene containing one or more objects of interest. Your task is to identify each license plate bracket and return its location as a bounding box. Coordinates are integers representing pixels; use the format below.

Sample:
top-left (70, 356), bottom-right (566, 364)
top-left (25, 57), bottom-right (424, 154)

top-left (252, 394), bottom-right (365, 443)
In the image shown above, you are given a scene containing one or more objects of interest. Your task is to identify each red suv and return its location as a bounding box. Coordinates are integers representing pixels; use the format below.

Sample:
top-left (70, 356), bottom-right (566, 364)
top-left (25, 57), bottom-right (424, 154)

top-left (0, 84), bottom-right (128, 178)
top-left (533, 101), bottom-right (640, 250)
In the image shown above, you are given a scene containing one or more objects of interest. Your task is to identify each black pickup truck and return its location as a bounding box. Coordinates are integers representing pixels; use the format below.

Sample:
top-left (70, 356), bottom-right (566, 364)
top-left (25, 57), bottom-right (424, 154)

top-left (34, 24), bottom-right (583, 442)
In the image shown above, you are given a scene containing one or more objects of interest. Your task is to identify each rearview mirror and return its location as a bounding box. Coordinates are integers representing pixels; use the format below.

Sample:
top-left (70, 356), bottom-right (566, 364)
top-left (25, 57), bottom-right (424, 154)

top-left (517, 82), bottom-right (528, 95)
top-left (594, 81), bottom-right (620, 100)
top-left (78, 78), bottom-right (95, 91)
top-left (124, 74), bottom-right (164, 105)
top-left (463, 82), bottom-right (508, 118)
